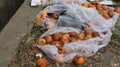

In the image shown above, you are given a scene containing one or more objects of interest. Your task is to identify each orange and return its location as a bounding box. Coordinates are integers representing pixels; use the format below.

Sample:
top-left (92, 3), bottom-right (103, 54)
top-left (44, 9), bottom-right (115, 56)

top-left (36, 58), bottom-right (48, 67)
top-left (35, 18), bottom-right (43, 23)
top-left (73, 56), bottom-right (85, 65)
top-left (41, 10), bottom-right (48, 17)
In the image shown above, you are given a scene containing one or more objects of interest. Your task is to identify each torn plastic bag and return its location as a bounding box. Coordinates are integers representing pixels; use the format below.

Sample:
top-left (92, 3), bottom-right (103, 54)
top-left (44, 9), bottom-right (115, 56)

top-left (37, 27), bottom-right (112, 63)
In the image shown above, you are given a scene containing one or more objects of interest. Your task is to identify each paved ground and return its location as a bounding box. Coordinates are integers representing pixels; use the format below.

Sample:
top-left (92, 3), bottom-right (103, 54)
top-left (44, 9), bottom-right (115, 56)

top-left (0, 0), bottom-right (43, 66)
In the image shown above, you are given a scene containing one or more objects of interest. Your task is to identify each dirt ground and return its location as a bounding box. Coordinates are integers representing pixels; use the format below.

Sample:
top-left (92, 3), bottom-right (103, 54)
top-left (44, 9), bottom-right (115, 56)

top-left (8, 16), bottom-right (120, 67)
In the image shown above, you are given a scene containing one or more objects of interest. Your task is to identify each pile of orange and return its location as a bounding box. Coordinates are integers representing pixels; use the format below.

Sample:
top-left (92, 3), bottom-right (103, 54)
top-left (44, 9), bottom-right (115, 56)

top-left (82, 1), bottom-right (120, 19)
top-left (37, 29), bottom-right (100, 55)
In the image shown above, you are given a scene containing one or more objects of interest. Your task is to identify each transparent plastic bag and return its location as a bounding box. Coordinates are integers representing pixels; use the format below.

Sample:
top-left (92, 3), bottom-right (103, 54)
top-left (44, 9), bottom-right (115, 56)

top-left (37, 27), bottom-right (112, 63)
top-left (31, 0), bottom-right (88, 6)
top-left (44, 3), bottom-right (67, 13)
top-left (61, 5), bottom-right (119, 31)
top-left (37, 4), bottom-right (88, 29)
top-left (37, 3), bottom-right (119, 31)
top-left (35, 0), bottom-right (119, 63)
top-left (41, 18), bottom-right (55, 29)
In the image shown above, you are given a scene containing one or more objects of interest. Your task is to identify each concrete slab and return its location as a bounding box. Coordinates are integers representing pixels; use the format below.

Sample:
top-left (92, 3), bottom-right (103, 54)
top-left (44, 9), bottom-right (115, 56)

top-left (0, 0), bottom-right (44, 67)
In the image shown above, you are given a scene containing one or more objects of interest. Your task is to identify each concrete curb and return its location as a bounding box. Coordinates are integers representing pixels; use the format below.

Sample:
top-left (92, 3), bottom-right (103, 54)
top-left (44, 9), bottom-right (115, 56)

top-left (0, 0), bottom-right (43, 66)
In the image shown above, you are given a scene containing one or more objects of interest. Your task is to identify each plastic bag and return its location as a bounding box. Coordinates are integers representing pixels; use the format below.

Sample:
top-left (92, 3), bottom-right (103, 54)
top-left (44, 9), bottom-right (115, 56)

top-left (37, 27), bottom-right (112, 63)
top-left (31, 0), bottom-right (47, 6)
top-left (31, 0), bottom-right (88, 6)
top-left (44, 3), bottom-right (66, 13)
top-left (35, 1), bottom-right (119, 63)
top-left (41, 18), bottom-right (55, 29)
top-left (37, 3), bottom-right (119, 31)
top-left (37, 3), bottom-right (88, 29)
